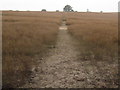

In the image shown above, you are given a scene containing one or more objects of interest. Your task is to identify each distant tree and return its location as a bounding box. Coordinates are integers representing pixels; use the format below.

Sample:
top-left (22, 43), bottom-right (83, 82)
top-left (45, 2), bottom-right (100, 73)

top-left (63, 5), bottom-right (73, 12)
top-left (100, 11), bottom-right (103, 13)
top-left (42, 9), bottom-right (46, 12)
top-left (71, 10), bottom-right (74, 12)
top-left (56, 10), bottom-right (59, 12)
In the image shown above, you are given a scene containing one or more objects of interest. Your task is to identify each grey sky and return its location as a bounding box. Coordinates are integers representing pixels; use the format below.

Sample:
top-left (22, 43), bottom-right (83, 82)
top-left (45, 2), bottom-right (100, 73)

top-left (0, 0), bottom-right (119, 12)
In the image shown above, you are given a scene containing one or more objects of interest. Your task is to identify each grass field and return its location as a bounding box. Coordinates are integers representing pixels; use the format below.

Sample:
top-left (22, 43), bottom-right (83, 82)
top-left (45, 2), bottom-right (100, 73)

top-left (65, 12), bottom-right (118, 87)
top-left (65, 12), bottom-right (118, 61)
top-left (2, 11), bottom-right (118, 88)
top-left (2, 11), bottom-right (61, 87)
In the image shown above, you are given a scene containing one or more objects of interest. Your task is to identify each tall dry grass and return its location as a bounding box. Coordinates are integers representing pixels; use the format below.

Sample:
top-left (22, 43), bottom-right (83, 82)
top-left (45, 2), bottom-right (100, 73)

top-left (2, 11), bottom-right (61, 88)
top-left (65, 12), bottom-right (118, 87)
top-left (66, 12), bottom-right (118, 60)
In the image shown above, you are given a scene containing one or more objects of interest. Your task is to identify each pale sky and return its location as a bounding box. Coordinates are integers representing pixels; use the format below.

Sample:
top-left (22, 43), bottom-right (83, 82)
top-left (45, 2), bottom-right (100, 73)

top-left (0, 0), bottom-right (119, 12)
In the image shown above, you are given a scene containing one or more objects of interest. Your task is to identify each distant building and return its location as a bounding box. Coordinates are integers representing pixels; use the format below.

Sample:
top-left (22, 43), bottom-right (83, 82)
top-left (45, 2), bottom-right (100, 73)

top-left (63, 5), bottom-right (74, 12)
top-left (87, 9), bottom-right (89, 12)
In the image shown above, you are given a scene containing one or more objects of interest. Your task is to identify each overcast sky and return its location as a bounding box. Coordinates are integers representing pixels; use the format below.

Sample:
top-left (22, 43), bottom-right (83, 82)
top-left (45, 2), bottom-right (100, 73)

top-left (0, 0), bottom-right (119, 12)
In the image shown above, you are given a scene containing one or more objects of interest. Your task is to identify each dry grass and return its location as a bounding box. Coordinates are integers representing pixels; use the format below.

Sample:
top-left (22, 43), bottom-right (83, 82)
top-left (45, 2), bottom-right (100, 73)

top-left (65, 12), bottom-right (118, 87)
top-left (65, 12), bottom-right (118, 60)
top-left (2, 11), bottom-right (118, 88)
top-left (2, 11), bottom-right (61, 88)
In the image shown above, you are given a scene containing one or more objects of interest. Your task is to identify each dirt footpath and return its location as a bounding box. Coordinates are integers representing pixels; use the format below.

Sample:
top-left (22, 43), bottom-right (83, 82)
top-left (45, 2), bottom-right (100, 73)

top-left (22, 21), bottom-right (118, 88)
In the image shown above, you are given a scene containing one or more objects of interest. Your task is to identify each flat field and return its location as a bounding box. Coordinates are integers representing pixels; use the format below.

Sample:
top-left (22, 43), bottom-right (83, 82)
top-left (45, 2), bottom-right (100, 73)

top-left (2, 11), bottom-right (61, 87)
top-left (66, 12), bottom-right (118, 60)
top-left (2, 11), bottom-right (118, 88)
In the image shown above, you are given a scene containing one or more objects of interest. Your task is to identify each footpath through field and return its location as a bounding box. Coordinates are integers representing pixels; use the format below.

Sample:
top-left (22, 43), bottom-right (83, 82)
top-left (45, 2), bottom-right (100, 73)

top-left (22, 20), bottom-right (118, 88)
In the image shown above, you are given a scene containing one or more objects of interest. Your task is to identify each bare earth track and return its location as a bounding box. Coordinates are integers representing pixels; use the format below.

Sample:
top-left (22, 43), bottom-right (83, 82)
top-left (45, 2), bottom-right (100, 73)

top-left (22, 21), bottom-right (118, 88)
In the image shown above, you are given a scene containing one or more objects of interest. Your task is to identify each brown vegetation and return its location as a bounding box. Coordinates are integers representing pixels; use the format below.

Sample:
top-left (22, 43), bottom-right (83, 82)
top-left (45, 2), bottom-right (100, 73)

top-left (2, 11), bottom-right (118, 88)
top-left (65, 12), bottom-right (118, 60)
top-left (65, 12), bottom-right (118, 87)
top-left (2, 11), bottom-right (61, 88)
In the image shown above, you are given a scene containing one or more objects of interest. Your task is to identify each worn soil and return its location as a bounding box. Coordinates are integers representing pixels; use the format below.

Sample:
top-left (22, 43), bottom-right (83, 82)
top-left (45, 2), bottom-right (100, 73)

top-left (22, 21), bottom-right (118, 88)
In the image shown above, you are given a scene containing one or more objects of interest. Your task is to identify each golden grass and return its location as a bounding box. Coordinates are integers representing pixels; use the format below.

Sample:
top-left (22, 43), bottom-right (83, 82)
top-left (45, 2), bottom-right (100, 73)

top-left (2, 11), bottom-right (118, 88)
top-left (66, 12), bottom-right (118, 60)
top-left (65, 12), bottom-right (118, 87)
top-left (2, 11), bottom-right (61, 87)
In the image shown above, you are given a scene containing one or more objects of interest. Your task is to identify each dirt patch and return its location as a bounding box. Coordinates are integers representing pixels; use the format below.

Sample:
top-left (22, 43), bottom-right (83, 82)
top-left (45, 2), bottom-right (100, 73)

top-left (21, 21), bottom-right (118, 88)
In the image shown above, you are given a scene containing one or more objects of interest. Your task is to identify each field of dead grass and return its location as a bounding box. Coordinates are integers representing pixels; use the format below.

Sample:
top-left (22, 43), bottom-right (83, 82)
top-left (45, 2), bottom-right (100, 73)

top-left (2, 11), bottom-right (61, 88)
top-left (2, 11), bottom-right (118, 88)
top-left (65, 12), bottom-right (118, 87)
top-left (65, 12), bottom-right (118, 60)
